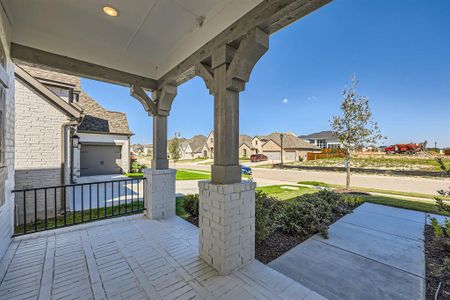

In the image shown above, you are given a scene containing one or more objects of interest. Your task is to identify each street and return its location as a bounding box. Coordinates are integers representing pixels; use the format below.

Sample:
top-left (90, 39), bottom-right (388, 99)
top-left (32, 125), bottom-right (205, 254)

top-left (174, 162), bottom-right (450, 196)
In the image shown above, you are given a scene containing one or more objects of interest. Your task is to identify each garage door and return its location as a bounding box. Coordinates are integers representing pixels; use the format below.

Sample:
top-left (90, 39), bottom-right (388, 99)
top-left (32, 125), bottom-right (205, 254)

top-left (284, 151), bottom-right (296, 162)
top-left (80, 145), bottom-right (122, 176)
top-left (265, 151), bottom-right (281, 161)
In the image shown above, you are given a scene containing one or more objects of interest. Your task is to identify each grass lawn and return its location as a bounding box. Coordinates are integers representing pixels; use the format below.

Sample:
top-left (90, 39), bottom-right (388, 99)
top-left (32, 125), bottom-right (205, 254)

top-left (127, 169), bottom-right (251, 180)
top-left (125, 172), bottom-right (144, 178)
top-left (16, 201), bottom-right (144, 235)
top-left (176, 169), bottom-right (211, 180)
top-left (176, 184), bottom-right (450, 223)
top-left (361, 195), bottom-right (449, 216)
top-left (256, 185), bottom-right (318, 201)
top-left (297, 181), bottom-right (450, 201)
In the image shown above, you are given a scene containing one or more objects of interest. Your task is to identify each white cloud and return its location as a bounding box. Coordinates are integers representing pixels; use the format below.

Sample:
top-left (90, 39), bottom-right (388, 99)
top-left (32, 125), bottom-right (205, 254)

top-left (282, 98), bottom-right (288, 104)
top-left (307, 96), bottom-right (317, 101)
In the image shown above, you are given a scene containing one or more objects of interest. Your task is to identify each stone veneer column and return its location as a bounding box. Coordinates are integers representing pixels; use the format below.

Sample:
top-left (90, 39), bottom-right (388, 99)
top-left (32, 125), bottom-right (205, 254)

top-left (143, 168), bottom-right (176, 219)
top-left (198, 180), bottom-right (256, 275)
top-left (195, 27), bottom-right (267, 274)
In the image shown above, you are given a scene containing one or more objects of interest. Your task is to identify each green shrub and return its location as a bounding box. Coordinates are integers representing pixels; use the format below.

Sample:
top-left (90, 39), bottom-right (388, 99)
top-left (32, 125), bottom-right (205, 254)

top-left (255, 191), bottom-right (281, 242)
top-left (280, 193), bottom-right (332, 238)
top-left (343, 195), bottom-right (364, 207)
top-left (279, 191), bottom-right (356, 239)
top-left (182, 194), bottom-right (199, 218)
top-left (445, 219), bottom-right (450, 236)
top-left (131, 161), bottom-right (145, 173)
top-left (431, 217), bottom-right (444, 238)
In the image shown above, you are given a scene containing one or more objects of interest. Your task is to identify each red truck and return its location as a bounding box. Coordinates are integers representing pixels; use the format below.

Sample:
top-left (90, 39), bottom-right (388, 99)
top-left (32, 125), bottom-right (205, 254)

top-left (384, 143), bottom-right (425, 154)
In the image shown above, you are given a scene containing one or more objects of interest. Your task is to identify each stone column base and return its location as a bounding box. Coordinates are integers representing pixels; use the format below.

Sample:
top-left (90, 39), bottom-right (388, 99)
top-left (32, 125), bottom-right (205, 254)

top-left (198, 180), bottom-right (256, 275)
top-left (143, 168), bottom-right (176, 219)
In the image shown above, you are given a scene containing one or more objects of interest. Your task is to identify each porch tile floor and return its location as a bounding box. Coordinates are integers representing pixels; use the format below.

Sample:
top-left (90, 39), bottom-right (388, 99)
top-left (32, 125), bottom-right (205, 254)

top-left (0, 215), bottom-right (321, 300)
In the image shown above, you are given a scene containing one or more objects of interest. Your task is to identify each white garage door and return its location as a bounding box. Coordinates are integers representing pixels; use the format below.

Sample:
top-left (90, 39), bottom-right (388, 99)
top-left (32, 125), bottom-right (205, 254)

top-left (80, 144), bottom-right (122, 176)
top-left (284, 151), bottom-right (296, 162)
top-left (265, 151), bottom-right (281, 161)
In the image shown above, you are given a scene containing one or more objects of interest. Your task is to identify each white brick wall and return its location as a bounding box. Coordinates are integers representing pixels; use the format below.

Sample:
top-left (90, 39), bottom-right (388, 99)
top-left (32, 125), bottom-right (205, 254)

top-left (13, 78), bottom-right (71, 225)
top-left (15, 79), bottom-right (70, 178)
top-left (143, 168), bottom-right (175, 219)
top-left (0, 9), bottom-right (16, 258)
top-left (198, 180), bottom-right (256, 275)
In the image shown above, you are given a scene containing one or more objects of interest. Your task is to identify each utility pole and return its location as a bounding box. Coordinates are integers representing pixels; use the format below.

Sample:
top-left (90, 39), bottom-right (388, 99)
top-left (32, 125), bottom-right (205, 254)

top-left (280, 133), bottom-right (284, 169)
top-left (435, 141), bottom-right (437, 152)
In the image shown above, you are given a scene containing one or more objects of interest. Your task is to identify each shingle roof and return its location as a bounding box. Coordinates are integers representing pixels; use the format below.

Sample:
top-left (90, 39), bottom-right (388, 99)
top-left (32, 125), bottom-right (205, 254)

top-left (300, 130), bottom-right (337, 140)
top-left (16, 61), bottom-right (81, 91)
top-left (77, 92), bottom-right (132, 135)
top-left (239, 134), bottom-right (253, 147)
top-left (182, 135), bottom-right (207, 153)
top-left (259, 132), bottom-right (319, 150)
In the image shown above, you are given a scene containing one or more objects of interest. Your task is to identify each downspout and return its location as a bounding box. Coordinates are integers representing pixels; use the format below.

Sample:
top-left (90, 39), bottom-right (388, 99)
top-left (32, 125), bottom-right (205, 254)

top-left (61, 120), bottom-right (79, 186)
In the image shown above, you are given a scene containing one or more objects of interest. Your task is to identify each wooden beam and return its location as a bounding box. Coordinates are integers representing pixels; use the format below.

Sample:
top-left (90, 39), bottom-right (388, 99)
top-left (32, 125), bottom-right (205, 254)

top-left (15, 64), bottom-right (82, 119)
top-left (159, 0), bottom-right (332, 85)
top-left (11, 43), bottom-right (158, 90)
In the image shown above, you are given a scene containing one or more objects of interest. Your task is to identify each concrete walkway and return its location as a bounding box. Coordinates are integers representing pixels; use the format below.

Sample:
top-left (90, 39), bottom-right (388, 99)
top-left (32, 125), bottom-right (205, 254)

top-left (269, 203), bottom-right (427, 300)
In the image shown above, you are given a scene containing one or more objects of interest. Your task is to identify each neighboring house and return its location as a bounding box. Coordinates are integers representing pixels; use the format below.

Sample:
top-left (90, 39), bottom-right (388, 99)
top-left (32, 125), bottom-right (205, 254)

top-left (300, 130), bottom-right (342, 149)
top-left (14, 63), bottom-right (132, 191)
top-left (131, 144), bottom-right (144, 156)
top-left (239, 135), bottom-right (253, 158)
top-left (258, 132), bottom-right (320, 162)
top-left (178, 135), bottom-right (206, 159)
top-left (205, 131), bottom-right (214, 158)
top-left (203, 131), bottom-right (255, 159)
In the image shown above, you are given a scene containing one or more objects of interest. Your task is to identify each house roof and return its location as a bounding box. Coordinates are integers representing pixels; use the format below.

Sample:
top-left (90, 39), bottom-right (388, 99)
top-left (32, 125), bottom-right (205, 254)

top-left (14, 64), bottom-right (82, 120)
top-left (300, 130), bottom-right (337, 140)
top-left (182, 135), bottom-right (207, 153)
top-left (77, 92), bottom-right (132, 136)
top-left (260, 132), bottom-right (320, 150)
top-left (16, 61), bottom-right (81, 91)
top-left (239, 134), bottom-right (253, 147)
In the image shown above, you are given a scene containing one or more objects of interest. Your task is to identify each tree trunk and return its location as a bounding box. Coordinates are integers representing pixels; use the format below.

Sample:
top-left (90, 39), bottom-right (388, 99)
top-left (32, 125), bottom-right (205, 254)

top-left (345, 153), bottom-right (351, 190)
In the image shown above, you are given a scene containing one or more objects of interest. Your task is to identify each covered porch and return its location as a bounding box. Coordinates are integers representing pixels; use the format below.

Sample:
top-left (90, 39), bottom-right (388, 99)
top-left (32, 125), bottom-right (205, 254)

top-left (0, 0), bottom-right (332, 298)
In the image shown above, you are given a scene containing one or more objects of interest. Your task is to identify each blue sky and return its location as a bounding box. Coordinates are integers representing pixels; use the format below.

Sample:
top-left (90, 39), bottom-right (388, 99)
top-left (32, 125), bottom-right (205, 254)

top-left (82, 0), bottom-right (450, 147)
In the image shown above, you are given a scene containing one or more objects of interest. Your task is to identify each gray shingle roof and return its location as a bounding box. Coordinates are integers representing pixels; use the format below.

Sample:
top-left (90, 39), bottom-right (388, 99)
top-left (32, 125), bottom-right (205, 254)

top-left (16, 61), bottom-right (81, 91)
top-left (239, 134), bottom-right (253, 147)
top-left (182, 135), bottom-right (207, 153)
top-left (77, 92), bottom-right (132, 135)
top-left (259, 132), bottom-right (319, 150)
top-left (300, 130), bottom-right (336, 140)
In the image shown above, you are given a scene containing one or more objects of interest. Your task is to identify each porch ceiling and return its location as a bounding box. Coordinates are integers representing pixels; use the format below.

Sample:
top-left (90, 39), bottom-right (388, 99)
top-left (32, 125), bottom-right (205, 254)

top-left (2, 0), bottom-right (262, 80)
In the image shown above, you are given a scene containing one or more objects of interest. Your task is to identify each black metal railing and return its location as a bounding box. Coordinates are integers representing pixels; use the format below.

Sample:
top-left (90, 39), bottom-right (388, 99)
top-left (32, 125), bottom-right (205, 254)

top-left (12, 178), bottom-right (146, 236)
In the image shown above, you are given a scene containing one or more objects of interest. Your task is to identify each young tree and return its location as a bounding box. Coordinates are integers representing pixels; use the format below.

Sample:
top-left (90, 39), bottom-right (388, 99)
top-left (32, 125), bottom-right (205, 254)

top-left (331, 75), bottom-right (384, 189)
top-left (168, 133), bottom-right (181, 167)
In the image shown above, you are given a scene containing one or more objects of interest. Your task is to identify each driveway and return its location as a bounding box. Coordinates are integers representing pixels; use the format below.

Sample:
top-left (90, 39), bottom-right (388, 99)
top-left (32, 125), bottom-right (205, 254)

top-left (269, 203), bottom-right (426, 300)
top-left (175, 162), bottom-right (450, 195)
top-left (68, 175), bottom-right (143, 211)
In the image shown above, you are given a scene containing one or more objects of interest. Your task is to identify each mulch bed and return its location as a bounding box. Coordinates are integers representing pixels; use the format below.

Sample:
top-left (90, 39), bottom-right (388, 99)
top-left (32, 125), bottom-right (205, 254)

top-left (256, 230), bottom-right (309, 264)
top-left (185, 216), bottom-right (198, 227)
top-left (425, 225), bottom-right (450, 299)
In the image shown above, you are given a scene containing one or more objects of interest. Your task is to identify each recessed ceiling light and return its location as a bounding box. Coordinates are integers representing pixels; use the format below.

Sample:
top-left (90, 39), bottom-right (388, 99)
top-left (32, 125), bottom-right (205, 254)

top-left (103, 6), bottom-right (119, 17)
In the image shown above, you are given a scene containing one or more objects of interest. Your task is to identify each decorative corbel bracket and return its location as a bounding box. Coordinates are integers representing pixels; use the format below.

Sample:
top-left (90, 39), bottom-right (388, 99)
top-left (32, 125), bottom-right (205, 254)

top-left (130, 85), bottom-right (157, 116)
top-left (153, 83), bottom-right (177, 116)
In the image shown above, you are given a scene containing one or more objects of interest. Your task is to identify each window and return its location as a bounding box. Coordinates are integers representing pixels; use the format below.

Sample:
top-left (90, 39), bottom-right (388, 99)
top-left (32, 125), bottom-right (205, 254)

top-left (316, 139), bottom-right (327, 149)
top-left (45, 84), bottom-right (71, 102)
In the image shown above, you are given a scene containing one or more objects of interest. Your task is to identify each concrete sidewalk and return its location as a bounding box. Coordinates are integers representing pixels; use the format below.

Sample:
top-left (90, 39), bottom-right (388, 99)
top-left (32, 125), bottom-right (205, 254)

top-left (269, 203), bottom-right (427, 300)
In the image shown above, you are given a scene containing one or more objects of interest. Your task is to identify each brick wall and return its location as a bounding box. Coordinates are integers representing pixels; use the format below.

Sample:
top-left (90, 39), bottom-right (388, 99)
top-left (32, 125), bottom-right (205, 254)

top-left (14, 79), bottom-right (71, 224)
top-left (0, 8), bottom-right (16, 258)
top-left (15, 79), bottom-right (70, 186)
